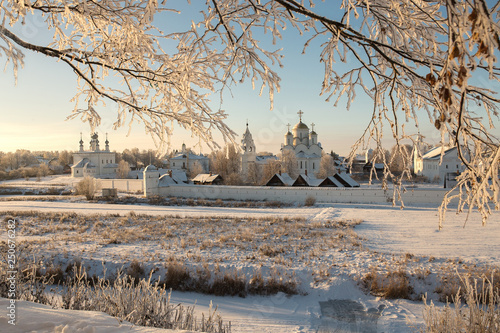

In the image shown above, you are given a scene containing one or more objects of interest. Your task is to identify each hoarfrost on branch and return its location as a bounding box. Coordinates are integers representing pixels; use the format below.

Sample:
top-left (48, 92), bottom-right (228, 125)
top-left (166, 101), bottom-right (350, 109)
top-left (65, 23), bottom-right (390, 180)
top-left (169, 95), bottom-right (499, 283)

top-left (1, 0), bottom-right (499, 226)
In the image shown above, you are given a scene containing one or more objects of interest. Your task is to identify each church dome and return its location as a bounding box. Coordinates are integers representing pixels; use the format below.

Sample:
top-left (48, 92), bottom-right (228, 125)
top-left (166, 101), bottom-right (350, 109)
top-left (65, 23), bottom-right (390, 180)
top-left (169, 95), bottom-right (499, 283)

top-left (144, 164), bottom-right (158, 172)
top-left (293, 121), bottom-right (309, 130)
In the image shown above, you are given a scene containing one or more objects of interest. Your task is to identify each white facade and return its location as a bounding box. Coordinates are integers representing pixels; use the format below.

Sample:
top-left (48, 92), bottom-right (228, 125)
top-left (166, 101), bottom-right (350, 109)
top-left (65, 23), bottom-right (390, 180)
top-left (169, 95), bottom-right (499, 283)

top-left (281, 112), bottom-right (322, 176)
top-left (71, 133), bottom-right (118, 178)
top-left (168, 143), bottom-right (209, 173)
top-left (414, 146), bottom-right (465, 183)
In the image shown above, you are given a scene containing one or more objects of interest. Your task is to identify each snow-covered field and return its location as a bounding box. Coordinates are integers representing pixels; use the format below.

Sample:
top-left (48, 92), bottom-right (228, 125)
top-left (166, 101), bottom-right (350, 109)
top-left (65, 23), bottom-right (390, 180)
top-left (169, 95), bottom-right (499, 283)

top-left (0, 176), bottom-right (498, 332)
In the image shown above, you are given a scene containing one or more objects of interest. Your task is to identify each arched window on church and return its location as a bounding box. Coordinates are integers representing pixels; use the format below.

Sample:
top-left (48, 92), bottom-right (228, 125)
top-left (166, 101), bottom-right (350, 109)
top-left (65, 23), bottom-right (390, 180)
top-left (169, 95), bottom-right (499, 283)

top-left (300, 161), bottom-right (303, 169)
top-left (249, 147), bottom-right (252, 152)
top-left (313, 162), bottom-right (315, 170)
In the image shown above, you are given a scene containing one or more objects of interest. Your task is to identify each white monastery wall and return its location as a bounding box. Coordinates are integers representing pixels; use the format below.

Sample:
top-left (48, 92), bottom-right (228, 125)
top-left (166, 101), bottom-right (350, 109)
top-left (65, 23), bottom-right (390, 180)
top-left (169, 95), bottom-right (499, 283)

top-left (99, 179), bottom-right (144, 192)
top-left (153, 184), bottom-right (449, 205)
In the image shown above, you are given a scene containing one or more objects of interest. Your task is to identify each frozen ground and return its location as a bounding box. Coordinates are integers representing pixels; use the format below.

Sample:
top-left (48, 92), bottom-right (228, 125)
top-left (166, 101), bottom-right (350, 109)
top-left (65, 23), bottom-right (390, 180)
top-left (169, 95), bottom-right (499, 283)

top-left (0, 179), bottom-right (498, 332)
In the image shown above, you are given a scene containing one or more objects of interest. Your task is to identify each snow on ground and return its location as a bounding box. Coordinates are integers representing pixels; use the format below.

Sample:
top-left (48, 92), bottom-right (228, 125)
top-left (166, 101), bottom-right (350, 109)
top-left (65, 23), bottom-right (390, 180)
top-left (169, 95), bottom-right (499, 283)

top-left (0, 192), bottom-right (498, 332)
top-left (334, 203), bottom-right (500, 266)
top-left (0, 175), bottom-right (79, 186)
top-left (0, 199), bottom-right (322, 219)
top-left (0, 199), bottom-right (497, 265)
top-left (0, 298), bottom-right (181, 333)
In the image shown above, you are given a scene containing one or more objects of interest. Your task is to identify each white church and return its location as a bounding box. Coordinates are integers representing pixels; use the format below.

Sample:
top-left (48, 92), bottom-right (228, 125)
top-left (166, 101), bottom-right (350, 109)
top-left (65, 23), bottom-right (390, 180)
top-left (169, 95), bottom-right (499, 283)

top-left (281, 111), bottom-right (322, 175)
top-left (71, 133), bottom-right (118, 178)
top-left (240, 111), bottom-right (322, 179)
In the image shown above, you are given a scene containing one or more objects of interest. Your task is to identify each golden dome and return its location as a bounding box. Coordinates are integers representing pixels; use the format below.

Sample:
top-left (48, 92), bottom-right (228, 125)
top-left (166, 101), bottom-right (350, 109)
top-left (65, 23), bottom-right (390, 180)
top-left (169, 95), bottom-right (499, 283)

top-left (293, 121), bottom-right (309, 130)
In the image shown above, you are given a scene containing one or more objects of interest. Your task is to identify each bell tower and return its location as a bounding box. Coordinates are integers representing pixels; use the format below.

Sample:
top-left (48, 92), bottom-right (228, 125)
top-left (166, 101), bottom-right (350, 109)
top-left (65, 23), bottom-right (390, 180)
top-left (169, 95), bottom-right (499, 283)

top-left (240, 122), bottom-right (257, 179)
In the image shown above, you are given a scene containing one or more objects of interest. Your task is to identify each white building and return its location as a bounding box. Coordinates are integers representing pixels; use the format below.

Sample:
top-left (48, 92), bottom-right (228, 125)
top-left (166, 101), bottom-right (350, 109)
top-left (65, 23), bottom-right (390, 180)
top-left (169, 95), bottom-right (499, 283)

top-left (281, 111), bottom-right (322, 176)
top-left (71, 133), bottom-right (118, 178)
top-left (168, 143), bottom-right (209, 173)
top-left (414, 146), bottom-right (465, 183)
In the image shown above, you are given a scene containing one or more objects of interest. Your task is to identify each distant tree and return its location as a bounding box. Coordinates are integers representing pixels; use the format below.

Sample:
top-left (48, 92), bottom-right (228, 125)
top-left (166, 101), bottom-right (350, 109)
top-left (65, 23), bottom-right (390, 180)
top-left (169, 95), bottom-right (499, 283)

top-left (260, 159), bottom-right (281, 185)
top-left (330, 151), bottom-right (340, 161)
top-left (224, 172), bottom-right (242, 185)
top-left (316, 154), bottom-right (336, 179)
top-left (209, 150), bottom-right (225, 175)
top-left (246, 163), bottom-right (260, 186)
top-left (1, 153), bottom-right (16, 170)
top-left (188, 161), bottom-right (204, 179)
top-left (37, 164), bottom-right (50, 178)
top-left (58, 150), bottom-right (72, 166)
top-left (225, 144), bottom-right (241, 175)
top-left (120, 149), bottom-right (136, 168)
top-left (14, 150), bottom-right (37, 168)
top-left (209, 144), bottom-right (241, 183)
top-left (117, 160), bottom-right (131, 179)
top-left (280, 149), bottom-right (298, 179)
top-left (389, 144), bottom-right (413, 174)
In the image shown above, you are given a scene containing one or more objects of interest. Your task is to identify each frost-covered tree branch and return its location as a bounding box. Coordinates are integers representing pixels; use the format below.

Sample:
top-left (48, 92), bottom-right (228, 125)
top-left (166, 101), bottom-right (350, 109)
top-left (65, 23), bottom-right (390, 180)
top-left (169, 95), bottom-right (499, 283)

top-left (1, 0), bottom-right (499, 226)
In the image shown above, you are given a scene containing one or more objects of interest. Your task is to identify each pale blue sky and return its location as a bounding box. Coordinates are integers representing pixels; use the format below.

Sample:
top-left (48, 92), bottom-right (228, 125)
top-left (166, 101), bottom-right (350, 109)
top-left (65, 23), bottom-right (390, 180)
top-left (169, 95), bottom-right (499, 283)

top-left (0, 2), bottom-right (490, 156)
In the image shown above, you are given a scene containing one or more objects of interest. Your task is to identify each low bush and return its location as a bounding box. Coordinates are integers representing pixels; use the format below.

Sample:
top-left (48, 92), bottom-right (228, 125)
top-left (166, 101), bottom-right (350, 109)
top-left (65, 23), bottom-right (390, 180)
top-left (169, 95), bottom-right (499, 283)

top-left (304, 195), bottom-right (316, 206)
top-left (210, 271), bottom-right (246, 297)
top-left (126, 260), bottom-right (145, 283)
top-left (164, 260), bottom-right (192, 291)
top-left (162, 261), bottom-right (298, 297)
top-left (361, 267), bottom-right (414, 299)
top-left (75, 176), bottom-right (98, 200)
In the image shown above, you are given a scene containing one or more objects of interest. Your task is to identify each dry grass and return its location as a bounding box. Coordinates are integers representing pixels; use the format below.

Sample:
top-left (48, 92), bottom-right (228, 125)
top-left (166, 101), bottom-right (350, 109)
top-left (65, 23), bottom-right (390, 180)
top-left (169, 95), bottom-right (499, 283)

top-left (423, 273), bottom-right (500, 332)
top-left (1, 211), bottom-right (436, 302)
top-left (435, 267), bottom-right (500, 304)
top-left (161, 260), bottom-right (298, 297)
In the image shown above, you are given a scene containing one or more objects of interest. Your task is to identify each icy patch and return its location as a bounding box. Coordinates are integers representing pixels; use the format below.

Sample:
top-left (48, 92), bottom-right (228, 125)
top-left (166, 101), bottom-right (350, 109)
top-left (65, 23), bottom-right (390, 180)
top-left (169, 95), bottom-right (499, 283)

top-left (319, 299), bottom-right (385, 333)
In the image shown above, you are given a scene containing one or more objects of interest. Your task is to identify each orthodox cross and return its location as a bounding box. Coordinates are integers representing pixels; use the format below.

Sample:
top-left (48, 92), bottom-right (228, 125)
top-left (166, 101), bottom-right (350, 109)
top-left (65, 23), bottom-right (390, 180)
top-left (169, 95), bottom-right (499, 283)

top-left (297, 110), bottom-right (304, 121)
top-left (311, 123), bottom-right (315, 131)
top-left (286, 123), bottom-right (291, 132)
